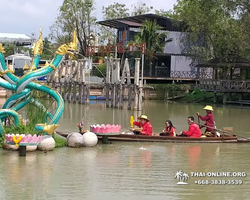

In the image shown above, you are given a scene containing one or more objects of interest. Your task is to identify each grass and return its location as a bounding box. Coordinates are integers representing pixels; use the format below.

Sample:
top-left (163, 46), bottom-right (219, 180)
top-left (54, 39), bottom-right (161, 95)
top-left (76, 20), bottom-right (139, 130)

top-left (1, 98), bottom-right (67, 148)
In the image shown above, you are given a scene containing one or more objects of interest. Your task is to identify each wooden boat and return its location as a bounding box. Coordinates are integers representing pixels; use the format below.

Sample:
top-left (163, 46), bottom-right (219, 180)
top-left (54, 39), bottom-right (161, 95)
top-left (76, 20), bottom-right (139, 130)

top-left (56, 131), bottom-right (250, 143)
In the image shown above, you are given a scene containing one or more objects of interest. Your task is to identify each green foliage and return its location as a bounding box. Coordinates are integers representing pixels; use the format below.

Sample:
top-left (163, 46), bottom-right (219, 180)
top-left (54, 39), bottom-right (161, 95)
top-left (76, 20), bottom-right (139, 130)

top-left (41, 37), bottom-right (54, 60)
top-left (150, 84), bottom-right (189, 99)
top-left (100, 3), bottom-right (129, 44)
top-left (99, 2), bottom-right (154, 44)
top-left (0, 134), bottom-right (5, 148)
top-left (53, 133), bottom-right (67, 147)
top-left (170, 0), bottom-right (250, 65)
top-left (131, 2), bottom-right (153, 16)
top-left (184, 88), bottom-right (212, 103)
top-left (4, 101), bottom-right (49, 135)
top-left (50, 0), bottom-right (96, 56)
top-left (93, 63), bottom-right (106, 78)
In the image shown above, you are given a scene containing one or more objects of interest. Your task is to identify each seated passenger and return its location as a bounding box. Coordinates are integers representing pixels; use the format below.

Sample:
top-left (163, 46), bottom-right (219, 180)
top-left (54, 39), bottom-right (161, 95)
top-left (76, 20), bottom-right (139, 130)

top-left (177, 116), bottom-right (201, 138)
top-left (159, 120), bottom-right (176, 137)
top-left (131, 115), bottom-right (153, 136)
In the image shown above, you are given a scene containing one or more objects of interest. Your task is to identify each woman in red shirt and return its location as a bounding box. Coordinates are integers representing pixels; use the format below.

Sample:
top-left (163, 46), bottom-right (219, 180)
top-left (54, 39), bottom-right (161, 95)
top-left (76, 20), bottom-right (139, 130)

top-left (132, 115), bottom-right (153, 136)
top-left (197, 105), bottom-right (215, 135)
top-left (160, 120), bottom-right (176, 137)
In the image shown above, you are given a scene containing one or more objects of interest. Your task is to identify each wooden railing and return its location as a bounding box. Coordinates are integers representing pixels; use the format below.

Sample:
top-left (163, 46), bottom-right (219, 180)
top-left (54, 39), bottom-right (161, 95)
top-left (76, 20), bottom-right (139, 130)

top-left (130, 70), bottom-right (213, 79)
top-left (199, 79), bottom-right (250, 92)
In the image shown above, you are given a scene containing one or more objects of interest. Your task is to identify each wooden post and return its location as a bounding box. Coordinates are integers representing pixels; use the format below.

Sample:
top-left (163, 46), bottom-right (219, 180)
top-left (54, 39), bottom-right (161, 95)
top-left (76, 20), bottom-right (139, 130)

top-left (110, 84), bottom-right (115, 108)
top-left (115, 83), bottom-right (119, 108)
top-left (105, 83), bottom-right (110, 107)
top-left (105, 57), bottom-right (111, 107)
top-left (86, 85), bottom-right (90, 104)
top-left (78, 83), bottom-right (83, 104)
top-left (72, 81), bottom-right (77, 103)
top-left (19, 146), bottom-right (26, 156)
top-left (213, 92), bottom-right (217, 103)
top-left (138, 80), bottom-right (143, 111)
top-left (82, 84), bottom-right (86, 104)
top-left (223, 93), bottom-right (227, 104)
top-left (119, 83), bottom-right (124, 109)
top-left (127, 84), bottom-right (133, 110)
top-left (134, 58), bottom-right (140, 110)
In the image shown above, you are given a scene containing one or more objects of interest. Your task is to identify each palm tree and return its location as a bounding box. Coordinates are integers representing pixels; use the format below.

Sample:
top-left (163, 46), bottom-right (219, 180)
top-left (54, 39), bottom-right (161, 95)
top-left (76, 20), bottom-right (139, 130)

top-left (175, 170), bottom-right (183, 182)
top-left (134, 20), bottom-right (173, 76)
top-left (182, 173), bottom-right (189, 182)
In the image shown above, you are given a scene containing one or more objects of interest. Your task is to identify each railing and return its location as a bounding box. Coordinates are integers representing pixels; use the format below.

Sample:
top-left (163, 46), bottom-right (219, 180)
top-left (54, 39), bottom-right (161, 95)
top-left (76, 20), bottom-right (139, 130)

top-left (130, 69), bottom-right (213, 79)
top-left (199, 79), bottom-right (250, 92)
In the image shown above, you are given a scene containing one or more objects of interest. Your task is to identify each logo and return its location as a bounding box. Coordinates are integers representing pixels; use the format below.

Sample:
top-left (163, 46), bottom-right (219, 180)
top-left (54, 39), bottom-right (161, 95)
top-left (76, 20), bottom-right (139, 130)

top-left (175, 170), bottom-right (189, 185)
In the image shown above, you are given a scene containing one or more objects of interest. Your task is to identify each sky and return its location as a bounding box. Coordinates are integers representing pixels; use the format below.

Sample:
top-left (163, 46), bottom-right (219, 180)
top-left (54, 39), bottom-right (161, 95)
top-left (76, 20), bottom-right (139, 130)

top-left (0, 0), bottom-right (177, 39)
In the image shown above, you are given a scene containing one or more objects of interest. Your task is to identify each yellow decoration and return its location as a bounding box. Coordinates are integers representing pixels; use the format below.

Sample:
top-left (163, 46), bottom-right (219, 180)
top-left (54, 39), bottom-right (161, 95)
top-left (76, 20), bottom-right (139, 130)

top-left (0, 69), bottom-right (15, 75)
top-left (56, 29), bottom-right (78, 59)
top-left (43, 124), bottom-right (60, 135)
top-left (49, 63), bottom-right (56, 71)
top-left (0, 43), bottom-right (5, 53)
top-left (23, 62), bottom-right (30, 70)
top-left (32, 27), bottom-right (43, 55)
top-left (13, 135), bottom-right (22, 146)
top-left (130, 116), bottom-right (134, 128)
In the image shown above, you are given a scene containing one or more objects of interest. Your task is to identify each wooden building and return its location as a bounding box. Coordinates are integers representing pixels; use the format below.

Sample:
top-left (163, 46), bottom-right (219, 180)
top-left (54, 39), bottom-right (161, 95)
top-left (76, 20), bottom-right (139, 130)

top-left (196, 57), bottom-right (250, 104)
top-left (97, 14), bottom-right (208, 83)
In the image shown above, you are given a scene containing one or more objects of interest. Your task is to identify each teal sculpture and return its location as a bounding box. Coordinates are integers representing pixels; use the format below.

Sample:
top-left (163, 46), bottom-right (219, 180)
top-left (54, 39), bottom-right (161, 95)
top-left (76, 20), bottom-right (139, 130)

top-left (0, 28), bottom-right (78, 136)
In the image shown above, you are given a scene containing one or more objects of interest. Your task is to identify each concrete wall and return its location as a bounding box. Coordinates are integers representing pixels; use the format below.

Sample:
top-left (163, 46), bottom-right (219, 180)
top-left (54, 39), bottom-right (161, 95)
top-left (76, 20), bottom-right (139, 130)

top-left (170, 55), bottom-right (193, 72)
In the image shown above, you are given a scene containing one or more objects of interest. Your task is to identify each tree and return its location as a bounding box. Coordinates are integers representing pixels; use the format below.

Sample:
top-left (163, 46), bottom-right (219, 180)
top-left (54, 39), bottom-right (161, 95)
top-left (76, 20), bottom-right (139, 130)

top-left (100, 3), bottom-right (129, 44)
top-left (49, 0), bottom-right (97, 57)
top-left (41, 37), bottom-right (54, 60)
top-left (170, 0), bottom-right (249, 66)
top-left (131, 2), bottom-right (153, 16)
top-left (133, 20), bottom-right (173, 76)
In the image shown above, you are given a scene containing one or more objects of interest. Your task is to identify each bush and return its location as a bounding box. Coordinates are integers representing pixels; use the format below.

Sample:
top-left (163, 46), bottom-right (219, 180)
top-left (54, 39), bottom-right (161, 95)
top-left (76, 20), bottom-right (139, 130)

top-left (53, 133), bottom-right (67, 147)
top-left (93, 63), bottom-right (106, 78)
top-left (184, 88), bottom-right (212, 103)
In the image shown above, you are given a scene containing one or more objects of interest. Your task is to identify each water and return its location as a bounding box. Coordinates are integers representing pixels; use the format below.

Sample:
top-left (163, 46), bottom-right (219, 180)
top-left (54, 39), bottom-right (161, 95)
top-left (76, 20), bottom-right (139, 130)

top-left (1, 100), bottom-right (250, 200)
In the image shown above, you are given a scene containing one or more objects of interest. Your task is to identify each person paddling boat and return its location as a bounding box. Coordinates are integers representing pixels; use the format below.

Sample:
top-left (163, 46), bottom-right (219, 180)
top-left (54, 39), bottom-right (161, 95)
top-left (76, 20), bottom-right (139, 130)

top-left (197, 105), bottom-right (216, 137)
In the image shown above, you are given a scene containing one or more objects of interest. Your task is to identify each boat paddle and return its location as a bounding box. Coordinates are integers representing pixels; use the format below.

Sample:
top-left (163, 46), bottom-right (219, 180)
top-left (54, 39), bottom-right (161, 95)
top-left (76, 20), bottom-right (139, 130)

top-left (195, 123), bottom-right (234, 136)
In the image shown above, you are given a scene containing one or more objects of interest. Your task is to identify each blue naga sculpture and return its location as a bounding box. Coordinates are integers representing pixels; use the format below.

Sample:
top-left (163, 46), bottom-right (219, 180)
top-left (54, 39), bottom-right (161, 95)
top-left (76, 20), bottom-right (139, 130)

top-left (0, 28), bottom-right (78, 136)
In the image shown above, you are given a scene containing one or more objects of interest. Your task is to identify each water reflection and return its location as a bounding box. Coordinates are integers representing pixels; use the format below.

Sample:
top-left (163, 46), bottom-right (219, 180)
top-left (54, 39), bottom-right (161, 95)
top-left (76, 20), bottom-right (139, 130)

top-left (56, 100), bottom-right (250, 137)
top-left (0, 99), bottom-right (250, 199)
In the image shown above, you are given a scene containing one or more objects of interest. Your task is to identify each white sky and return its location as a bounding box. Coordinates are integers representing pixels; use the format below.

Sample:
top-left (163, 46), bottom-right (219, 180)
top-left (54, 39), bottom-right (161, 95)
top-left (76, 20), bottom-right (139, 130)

top-left (0, 0), bottom-right (177, 38)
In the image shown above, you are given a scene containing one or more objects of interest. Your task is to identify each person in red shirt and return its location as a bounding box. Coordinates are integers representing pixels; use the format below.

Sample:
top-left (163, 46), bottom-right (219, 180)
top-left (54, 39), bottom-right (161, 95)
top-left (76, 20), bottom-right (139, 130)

top-left (131, 115), bottom-right (153, 136)
top-left (197, 105), bottom-right (215, 135)
top-left (177, 116), bottom-right (201, 137)
top-left (159, 120), bottom-right (176, 137)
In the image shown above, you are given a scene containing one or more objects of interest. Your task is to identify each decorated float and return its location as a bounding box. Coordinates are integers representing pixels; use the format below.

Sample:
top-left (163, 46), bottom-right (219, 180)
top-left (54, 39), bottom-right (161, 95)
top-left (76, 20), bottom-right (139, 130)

top-left (0, 28), bottom-right (84, 155)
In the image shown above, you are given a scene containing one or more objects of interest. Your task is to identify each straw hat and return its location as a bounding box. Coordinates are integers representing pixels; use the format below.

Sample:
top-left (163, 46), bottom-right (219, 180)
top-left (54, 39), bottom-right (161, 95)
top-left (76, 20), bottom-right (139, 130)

top-left (203, 105), bottom-right (214, 111)
top-left (138, 115), bottom-right (150, 121)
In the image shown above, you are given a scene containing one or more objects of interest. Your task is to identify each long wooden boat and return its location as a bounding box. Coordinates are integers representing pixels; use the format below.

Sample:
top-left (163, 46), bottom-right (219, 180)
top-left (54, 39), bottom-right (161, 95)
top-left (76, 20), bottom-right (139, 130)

top-left (56, 131), bottom-right (250, 143)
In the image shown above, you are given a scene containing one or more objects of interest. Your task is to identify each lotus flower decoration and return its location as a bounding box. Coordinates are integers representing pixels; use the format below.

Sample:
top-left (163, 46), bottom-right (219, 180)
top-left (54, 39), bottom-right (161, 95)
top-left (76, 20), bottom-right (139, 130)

top-left (5, 134), bottom-right (42, 146)
top-left (90, 124), bottom-right (121, 134)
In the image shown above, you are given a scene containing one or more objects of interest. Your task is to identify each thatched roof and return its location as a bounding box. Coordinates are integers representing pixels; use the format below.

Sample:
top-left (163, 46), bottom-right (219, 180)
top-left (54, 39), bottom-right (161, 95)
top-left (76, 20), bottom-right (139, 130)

top-left (195, 57), bottom-right (250, 68)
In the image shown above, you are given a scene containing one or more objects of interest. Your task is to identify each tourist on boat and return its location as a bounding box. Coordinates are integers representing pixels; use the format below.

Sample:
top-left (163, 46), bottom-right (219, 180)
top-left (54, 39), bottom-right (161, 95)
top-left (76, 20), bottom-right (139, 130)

top-left (177, 116), bottom-right (201, 137)
top-left (159, 120), bottom-right (176, 136)
top-left (197, 105), bottom-right (215, 135)
top-left (131, 115), bottom-right (153, 136)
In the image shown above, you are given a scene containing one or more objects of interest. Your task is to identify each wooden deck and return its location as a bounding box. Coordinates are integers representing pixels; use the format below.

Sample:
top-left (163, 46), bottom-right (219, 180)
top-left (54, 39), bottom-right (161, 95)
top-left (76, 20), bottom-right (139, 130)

top-left (199, 79), bottom-right (250, 93)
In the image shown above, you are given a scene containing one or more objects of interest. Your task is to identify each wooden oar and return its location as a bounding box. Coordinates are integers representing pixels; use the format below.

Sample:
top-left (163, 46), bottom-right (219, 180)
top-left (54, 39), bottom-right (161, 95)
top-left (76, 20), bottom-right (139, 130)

top-left (197, 116), bottom-right (201, 129)
top-left (195, 123), bottom-right (233, 136)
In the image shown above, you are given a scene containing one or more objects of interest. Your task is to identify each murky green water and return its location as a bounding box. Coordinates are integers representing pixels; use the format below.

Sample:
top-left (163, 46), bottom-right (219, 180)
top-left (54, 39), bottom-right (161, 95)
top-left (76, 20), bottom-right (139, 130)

top-left (1, 100), bottom-right (250, 200)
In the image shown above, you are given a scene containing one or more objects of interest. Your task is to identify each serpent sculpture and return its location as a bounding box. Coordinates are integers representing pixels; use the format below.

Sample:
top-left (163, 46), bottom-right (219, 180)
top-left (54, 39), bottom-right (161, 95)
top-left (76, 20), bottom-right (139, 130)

top-left (0, 28), bottom-right (78, 136)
